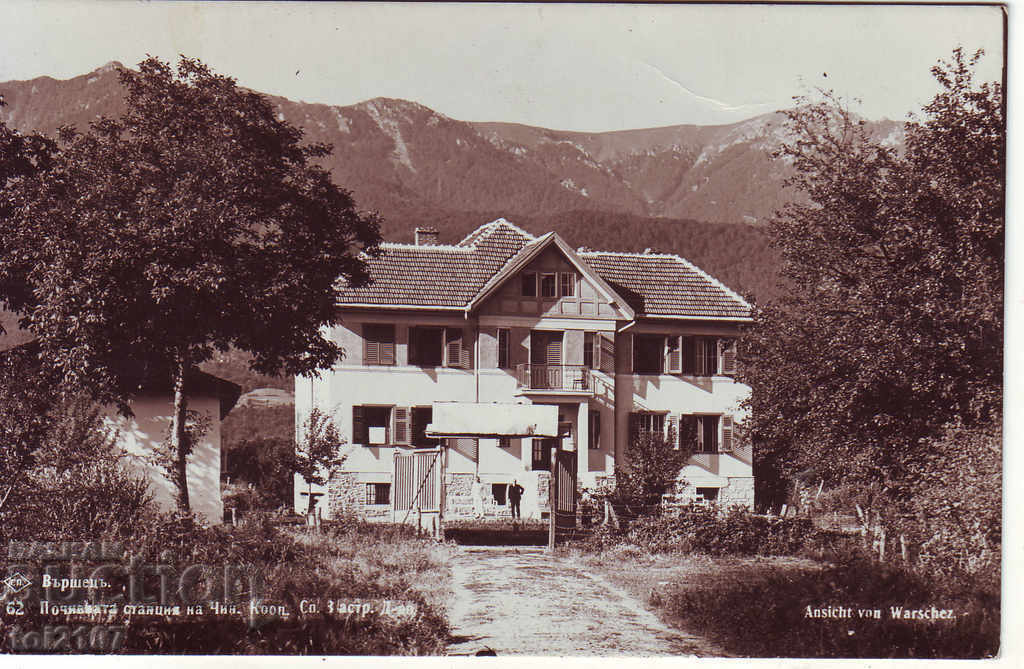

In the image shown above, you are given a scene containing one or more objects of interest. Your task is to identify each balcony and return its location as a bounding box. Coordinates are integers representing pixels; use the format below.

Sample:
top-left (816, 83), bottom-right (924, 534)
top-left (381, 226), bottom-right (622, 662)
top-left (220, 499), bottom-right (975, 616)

top-left (515, 364), bottom-right (592, 394)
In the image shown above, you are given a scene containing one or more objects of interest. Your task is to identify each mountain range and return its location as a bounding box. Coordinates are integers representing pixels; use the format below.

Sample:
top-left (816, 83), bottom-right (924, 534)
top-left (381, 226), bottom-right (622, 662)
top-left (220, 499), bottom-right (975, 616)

top-left (0, 61), bottom-right (904, 301)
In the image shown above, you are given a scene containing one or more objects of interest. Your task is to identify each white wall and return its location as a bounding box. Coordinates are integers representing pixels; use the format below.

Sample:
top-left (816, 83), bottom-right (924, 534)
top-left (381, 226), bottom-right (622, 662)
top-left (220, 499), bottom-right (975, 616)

top-left (106, 394), bottom-right (223, 525)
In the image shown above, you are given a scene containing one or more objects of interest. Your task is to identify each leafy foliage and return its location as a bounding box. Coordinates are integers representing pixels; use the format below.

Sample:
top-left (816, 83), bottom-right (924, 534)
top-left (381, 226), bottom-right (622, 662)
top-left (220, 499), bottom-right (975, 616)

top-left (0, 56), bottom-right (381, 510)
top-left (740, 49), bottom-right (1003, 520)
top-left (610, 431), bottom-right (692, 507)
top-left (294, 407), bottom-right (346, 492)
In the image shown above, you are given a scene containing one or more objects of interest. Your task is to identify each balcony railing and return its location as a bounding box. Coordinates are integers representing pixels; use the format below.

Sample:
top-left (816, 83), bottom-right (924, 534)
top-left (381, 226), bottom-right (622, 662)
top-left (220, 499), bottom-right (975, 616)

top-left (515, 364), bottom-right (591, 392)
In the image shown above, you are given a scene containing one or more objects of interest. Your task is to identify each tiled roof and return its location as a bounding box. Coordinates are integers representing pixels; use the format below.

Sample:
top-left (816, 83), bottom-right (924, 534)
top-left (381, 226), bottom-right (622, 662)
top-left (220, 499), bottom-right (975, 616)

top-left (580, 251), bottom-right (751, 319)
top-left (337, 218), bottom-right (751, 320)
top-left (336, 219), bottom-right (534, 307)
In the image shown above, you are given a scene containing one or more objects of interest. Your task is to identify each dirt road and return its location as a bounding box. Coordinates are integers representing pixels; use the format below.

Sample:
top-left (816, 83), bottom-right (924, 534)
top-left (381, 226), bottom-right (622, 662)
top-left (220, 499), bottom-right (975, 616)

top-left (445, 546), bottom-right (726, 656)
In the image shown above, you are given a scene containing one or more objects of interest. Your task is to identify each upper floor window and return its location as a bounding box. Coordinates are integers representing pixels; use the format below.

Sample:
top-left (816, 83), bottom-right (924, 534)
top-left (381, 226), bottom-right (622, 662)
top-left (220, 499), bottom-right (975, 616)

top-left (521, 272), bottom-right (537, 297)
top-left (363, 324), bottom-right (395, 366)
top-left (541, 273), bottom-right (557, 298)
top-left (353, 405), bottom-right (393, 445)
top-left (633, 334), bottom-right (665, 374)
top-left (588, 411), bottom-right (601, 450)
top-left (409, 326), bottom-right (444, 367)
top-left (409, 326), bottom-right (469, 369)
top-left (559, 272), bottom-right (575, 297)
top-left (583, 332), bottom-right (595, 369)
top-left (497, 328), bottom-right (510, 369)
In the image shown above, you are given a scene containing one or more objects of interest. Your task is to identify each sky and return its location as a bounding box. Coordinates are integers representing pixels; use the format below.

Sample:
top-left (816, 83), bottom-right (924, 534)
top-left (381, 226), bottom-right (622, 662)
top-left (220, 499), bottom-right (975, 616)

top-left (0, 2), bottom-right (1005, 132)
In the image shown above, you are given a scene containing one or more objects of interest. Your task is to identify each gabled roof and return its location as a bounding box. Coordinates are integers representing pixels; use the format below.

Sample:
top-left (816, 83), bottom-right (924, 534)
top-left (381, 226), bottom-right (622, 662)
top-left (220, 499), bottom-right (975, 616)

top-left (336, 218), bottom-right (751, 321)
top-left (466, 232), bottom-right (634, 319)
top-left (579, 251), bottom-right (752, 319)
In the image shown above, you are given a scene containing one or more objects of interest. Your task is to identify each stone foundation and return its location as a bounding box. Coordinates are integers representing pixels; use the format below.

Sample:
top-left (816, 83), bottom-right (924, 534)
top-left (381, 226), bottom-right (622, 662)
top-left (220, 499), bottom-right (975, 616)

top-left (668, 477), bottom-right (755, 510)
top-left (327, 470), bottom-right (390, 521)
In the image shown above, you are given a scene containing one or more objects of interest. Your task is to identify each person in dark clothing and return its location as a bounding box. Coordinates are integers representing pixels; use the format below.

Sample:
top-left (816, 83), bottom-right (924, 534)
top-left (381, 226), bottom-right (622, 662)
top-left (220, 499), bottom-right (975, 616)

top-left (508, 480), bottom-right (525, 520)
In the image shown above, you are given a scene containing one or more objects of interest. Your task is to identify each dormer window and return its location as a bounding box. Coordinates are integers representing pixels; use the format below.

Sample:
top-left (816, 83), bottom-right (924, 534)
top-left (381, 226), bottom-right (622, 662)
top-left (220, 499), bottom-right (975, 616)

top-left (559, 272), bottom-right (575, 297)
top-left (521, 272), bottom-right (537, 297)
top-left (541, 273), bottom-right (557, 298)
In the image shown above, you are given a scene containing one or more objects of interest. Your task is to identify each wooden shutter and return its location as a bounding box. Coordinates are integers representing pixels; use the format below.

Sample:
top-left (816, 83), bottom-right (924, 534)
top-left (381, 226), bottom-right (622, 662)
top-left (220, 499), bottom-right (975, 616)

top-left (352, 406), bottom-right (367, 445)
top-left (445, 328), bottom-right (463, 368)
top-left (545, 333), bottom-right (562, 365)
top-left (667, 413), bottom-right (679, 449)
top-left (366, 324), bottom-right (395, 366)
top-left (393, 407), bottom-right (410, 445)
top-left (363, 326), bottom-right (379, 365)
top-left (461, 329), bottom-right (473, 369)
top-left (720, 339), bottom-right (737, 375)
top-left (720, 415), bottom-right (734, 452)
top-left (667, 335), bottom-right (682, 373)
top-left (599, 332), bottom-right (615, 373)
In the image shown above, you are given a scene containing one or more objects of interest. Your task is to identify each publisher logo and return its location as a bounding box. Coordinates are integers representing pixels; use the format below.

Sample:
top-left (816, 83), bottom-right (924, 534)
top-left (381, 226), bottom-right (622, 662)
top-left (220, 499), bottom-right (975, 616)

top-left (2, 572), bottom-right (32, 595)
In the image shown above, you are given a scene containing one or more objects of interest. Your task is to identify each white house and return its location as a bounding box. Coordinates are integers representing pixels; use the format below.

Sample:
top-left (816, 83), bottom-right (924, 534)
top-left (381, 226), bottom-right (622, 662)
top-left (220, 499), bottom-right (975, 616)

top-left (295, 218), bottom-right (753, 522)
top-left (0, 316), bottom-right (240, 525)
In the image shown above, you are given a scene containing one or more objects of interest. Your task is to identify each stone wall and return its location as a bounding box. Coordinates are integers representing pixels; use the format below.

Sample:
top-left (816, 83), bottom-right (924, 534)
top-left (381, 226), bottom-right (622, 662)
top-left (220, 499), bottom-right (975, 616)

top-left (668, 477), bottom-right (755, 510)
top-left (445, 472), bottom-right (515, 520)
top-left (327, 471), bottom-right (390, 520)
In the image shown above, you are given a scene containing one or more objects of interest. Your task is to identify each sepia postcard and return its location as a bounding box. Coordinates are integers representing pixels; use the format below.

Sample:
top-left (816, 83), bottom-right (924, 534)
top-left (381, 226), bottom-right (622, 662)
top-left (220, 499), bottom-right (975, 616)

top-left (0, 1), bottom-right (1013, 664)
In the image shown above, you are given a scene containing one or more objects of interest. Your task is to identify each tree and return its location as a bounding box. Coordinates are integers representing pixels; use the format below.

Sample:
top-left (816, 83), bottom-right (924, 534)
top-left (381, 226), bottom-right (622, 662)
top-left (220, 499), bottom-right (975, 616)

top-left (740, 48), bottom-right (1003, 517)
top-left (294, 408), bottom-right (347, 513)
top-left (0, 57), bottom-right (381, 511)
top-left (612, 430), bottom-right (692, 509)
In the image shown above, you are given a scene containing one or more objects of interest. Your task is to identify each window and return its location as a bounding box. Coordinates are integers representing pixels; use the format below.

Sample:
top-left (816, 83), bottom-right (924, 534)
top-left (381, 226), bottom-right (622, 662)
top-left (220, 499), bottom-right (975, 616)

top-left (521, 272), bottom-right (537, 297)
top-left (541, 273), bottom-right (557, 298)
top-left (498, 437), bottom-right (512, 448)
top-left (588, 411), bottom-right (601, 450)
top-left (680, 415), bottom-right (722, 453)
top-left (695, 487), bottom-right (719, 504)
top-left (559, 272), bottom-right (575, 297)
top-left (491, 484), bottom-right (507, 505)
top-left (365, 483), bottom-right (390, 505)
top-left (678, 336), bottom-right (729, 376)
top-left (583, 332), bottom-right (595, 368)
top-left (633, 334), bottom-right (665, 374)
top-left (353, 405), bottom-right (393, 445)
top-left (411, 407), bottom-right (441, 448)
top-left (532, 438), bottom-right (556, 471)
top-left (497, 328), bottom-right (510, 369)
top-left (666, 335), bottom-right (682, 373)
top-left (699, 337), bottom-right (719, 376)
top-left (629, 412), bottom-right (666, 441)
top-left (363, 324), bottom-right (395, 366)
top-left (409, 326), bottom-right (444, 367)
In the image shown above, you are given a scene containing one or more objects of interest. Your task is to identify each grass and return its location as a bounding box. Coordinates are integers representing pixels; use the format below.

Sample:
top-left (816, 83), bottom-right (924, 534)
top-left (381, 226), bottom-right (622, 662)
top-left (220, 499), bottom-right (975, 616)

top-left (0, 515), bottom-right (455, 655)
top-left (574, 546), bottom-right (999, 659)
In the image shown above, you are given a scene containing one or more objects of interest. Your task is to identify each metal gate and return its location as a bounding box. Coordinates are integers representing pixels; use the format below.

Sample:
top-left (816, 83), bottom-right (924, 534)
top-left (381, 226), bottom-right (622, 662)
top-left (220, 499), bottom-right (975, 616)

top-left (393, 448), bottom-right (443, 536)
top-left (549, 449), bottom-right (577, 548)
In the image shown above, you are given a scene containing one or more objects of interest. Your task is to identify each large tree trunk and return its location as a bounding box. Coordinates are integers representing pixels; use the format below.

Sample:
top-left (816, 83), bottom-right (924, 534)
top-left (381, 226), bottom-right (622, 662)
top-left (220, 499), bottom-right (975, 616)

top-left (169, 354), bottom-right (190, 512)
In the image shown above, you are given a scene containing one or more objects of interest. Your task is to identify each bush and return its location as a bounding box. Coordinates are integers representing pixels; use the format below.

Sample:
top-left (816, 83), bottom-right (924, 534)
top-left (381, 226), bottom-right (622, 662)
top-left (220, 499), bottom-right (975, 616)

top-left (611, 506), bottom-right (821, 557)
top-left (1, 515), bottom-right (451, 655)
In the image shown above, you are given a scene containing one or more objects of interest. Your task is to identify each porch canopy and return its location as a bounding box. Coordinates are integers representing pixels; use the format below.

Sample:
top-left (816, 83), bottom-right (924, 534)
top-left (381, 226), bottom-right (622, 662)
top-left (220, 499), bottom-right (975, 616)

top-left (425, 401), bottom-right (558, 438)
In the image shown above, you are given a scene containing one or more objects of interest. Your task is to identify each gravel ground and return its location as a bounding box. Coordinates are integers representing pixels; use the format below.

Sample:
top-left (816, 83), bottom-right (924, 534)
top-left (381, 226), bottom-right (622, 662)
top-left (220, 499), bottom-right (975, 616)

top-left (445, 546), bottom-right (727, 656)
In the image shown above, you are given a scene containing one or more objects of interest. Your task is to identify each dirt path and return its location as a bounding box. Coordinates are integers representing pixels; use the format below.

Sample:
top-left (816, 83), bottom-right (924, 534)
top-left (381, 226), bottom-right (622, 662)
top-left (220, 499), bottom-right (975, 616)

top-left (445, 546), bottom-right (727, 656)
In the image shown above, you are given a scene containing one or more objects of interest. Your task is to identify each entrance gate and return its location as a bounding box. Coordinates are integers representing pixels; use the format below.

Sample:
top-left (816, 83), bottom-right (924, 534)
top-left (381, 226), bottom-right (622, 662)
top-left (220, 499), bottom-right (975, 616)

top-left (393, 448), bottom-right (443, 537)
top-left (549, 448), bottom-right (578, 548)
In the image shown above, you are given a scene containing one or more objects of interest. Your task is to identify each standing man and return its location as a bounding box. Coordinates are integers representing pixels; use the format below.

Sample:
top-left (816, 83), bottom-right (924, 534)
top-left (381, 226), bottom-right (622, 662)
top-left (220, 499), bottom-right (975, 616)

top-left (471, 475), bottom-right (486, 518)
top-left (508, 479), bottom-right (525, 520)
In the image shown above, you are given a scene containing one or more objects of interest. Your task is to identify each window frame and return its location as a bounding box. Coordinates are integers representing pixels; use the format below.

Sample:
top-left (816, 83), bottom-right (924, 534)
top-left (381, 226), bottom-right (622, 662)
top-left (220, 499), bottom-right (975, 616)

top-left (633, 334), bottom-right (666, 375)
top-left (540, 273), bottom-right (558, 299)
top-left (365, 482), bottom-right (391, 505)
top-left (497, 328), bottom-right (511, 369)
top-left (629, 411), bottom-right (667, 442)
top-left (408, 325), bottom-right (445, 367)
top-left (588, 411), bottom-right (601, 450)
top-left (559, 272), bottom-right (575, 297)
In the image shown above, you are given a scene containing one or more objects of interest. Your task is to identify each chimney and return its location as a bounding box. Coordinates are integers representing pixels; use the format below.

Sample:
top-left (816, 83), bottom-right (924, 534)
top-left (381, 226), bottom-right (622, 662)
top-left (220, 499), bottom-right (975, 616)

top-left (415, 227), bottom-right (440, 246)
